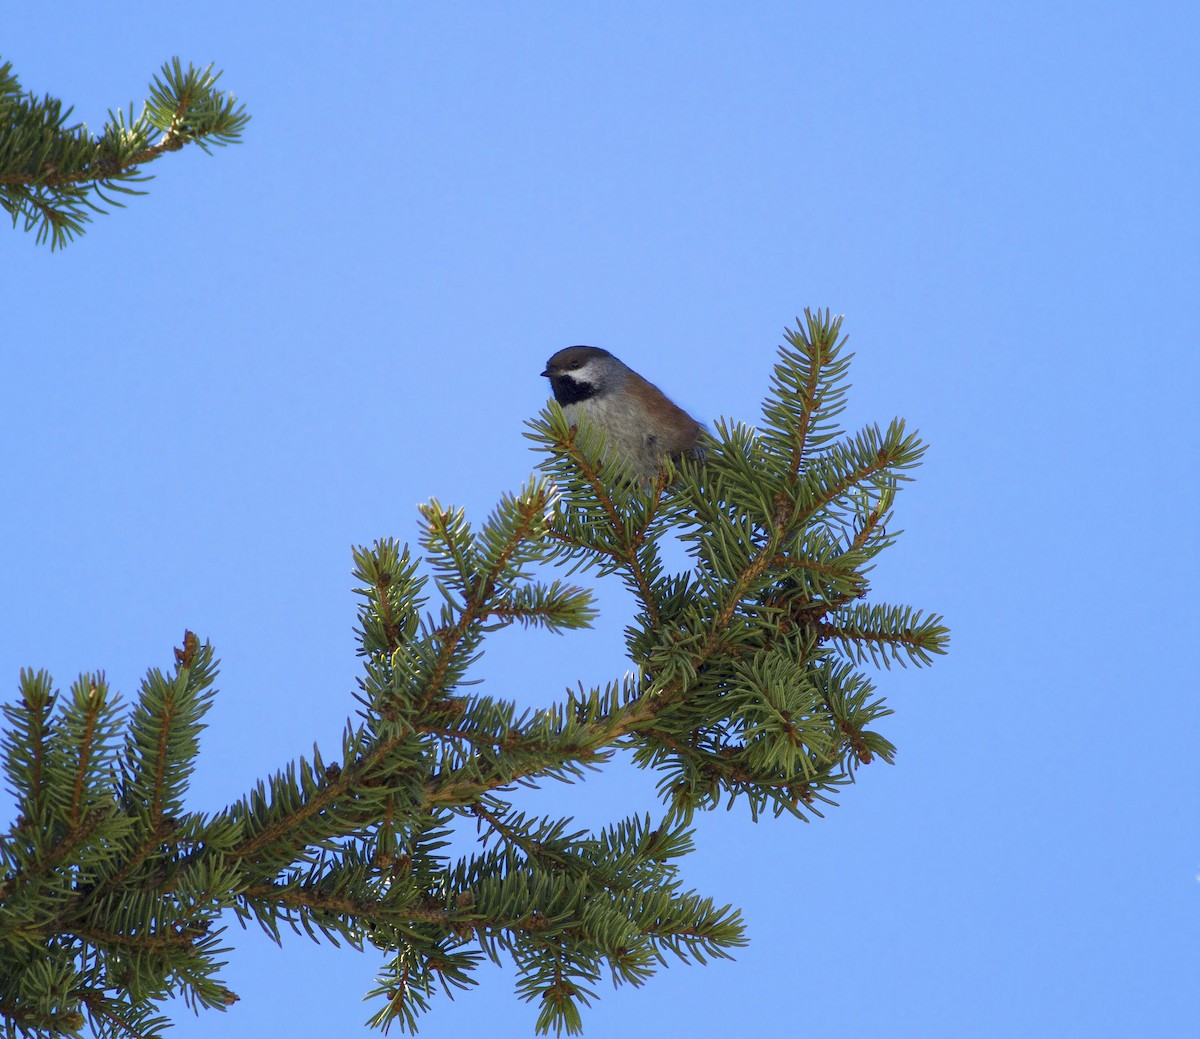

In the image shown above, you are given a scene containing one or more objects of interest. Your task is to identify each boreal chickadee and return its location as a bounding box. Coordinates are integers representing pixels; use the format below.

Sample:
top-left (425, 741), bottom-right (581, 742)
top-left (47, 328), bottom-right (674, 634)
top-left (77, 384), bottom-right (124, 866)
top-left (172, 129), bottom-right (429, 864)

top-left (541, 346), bottom-right (706, 481)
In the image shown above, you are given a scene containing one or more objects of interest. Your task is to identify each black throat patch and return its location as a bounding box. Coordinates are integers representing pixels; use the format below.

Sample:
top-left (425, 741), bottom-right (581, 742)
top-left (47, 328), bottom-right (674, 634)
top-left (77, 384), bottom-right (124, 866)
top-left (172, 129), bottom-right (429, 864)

top-left (548, 374), bottom-right (597, 406)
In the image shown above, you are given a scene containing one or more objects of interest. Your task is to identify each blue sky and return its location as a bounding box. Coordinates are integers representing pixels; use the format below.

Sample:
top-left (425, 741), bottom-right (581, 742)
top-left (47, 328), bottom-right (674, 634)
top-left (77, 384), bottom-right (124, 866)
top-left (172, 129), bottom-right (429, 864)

top-left (3, 3), bottom-right (1198, 1036)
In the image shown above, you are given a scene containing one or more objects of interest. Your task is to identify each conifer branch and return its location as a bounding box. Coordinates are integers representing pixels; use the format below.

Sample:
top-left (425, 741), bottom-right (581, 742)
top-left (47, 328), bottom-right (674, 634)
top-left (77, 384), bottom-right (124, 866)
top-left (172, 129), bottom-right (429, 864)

top-left (0, 57), bottom-right (248, 249)
top-left (0, 311), bottom-right (947, 1036)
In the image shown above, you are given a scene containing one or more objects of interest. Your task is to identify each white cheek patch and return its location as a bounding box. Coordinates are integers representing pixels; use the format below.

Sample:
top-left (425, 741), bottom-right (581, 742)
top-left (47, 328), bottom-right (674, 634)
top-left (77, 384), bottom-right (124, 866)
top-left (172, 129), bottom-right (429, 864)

top-left (565, 360), bottom-right (601, 383)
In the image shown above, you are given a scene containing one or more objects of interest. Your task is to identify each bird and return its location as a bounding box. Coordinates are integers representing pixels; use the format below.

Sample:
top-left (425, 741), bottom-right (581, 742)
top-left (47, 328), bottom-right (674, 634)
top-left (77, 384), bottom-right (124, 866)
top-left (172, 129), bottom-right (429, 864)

top-left (541, 346), bottom-right (706, 481)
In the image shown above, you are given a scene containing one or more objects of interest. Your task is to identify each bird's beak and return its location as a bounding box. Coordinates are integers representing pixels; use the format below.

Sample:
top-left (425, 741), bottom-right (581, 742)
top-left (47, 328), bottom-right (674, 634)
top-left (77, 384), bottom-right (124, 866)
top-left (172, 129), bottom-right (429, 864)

top-left (540, 367), bottom-right (553, 378)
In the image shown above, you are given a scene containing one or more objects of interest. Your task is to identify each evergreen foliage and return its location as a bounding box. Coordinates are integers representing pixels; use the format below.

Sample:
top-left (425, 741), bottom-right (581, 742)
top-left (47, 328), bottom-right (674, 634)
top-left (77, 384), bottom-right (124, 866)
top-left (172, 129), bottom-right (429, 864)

top-left (0, 311), bottom-right (948, 1037)
top-left (0, 58), bottom-right (247, 250)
